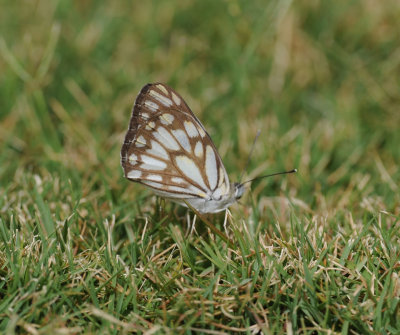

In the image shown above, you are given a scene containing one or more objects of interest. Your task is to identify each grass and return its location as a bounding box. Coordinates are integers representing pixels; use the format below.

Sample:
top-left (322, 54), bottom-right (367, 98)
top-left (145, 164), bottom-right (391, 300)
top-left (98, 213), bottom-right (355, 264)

top-left (0, 0), bottom-right (399, 333)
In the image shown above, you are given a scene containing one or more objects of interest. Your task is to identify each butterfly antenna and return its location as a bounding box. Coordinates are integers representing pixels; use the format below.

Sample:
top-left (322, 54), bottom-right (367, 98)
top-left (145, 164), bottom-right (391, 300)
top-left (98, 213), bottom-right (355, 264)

top-left (241, 168), bottom-right (297, 185)
top-left (239, 129), bottom-right (261, 183)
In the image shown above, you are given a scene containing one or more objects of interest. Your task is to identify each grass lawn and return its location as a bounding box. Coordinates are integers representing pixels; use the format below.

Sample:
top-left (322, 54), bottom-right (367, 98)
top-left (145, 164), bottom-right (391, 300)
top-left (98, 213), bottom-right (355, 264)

top-left (1, 0), bottom-right (399, 334)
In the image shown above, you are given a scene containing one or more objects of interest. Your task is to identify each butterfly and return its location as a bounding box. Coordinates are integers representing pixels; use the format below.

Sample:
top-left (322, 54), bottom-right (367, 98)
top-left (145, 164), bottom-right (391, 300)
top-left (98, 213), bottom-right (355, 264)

top-left (120, 83), bottom-right (246, 214)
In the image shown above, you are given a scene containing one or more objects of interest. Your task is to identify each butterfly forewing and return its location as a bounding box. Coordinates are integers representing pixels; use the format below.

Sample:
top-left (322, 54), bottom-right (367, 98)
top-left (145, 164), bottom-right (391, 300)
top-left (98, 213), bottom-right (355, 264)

top-left (121, 83), bottom-right (231, 204)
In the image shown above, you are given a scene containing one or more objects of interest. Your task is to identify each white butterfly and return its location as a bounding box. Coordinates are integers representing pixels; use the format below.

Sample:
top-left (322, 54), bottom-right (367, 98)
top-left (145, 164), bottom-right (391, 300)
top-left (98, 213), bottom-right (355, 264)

top-left (120, 83), bottom-right (245, 214)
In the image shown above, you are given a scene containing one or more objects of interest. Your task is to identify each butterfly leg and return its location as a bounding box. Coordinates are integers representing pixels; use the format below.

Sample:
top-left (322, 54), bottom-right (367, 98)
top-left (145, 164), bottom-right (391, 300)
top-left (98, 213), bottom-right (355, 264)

top-left (223, 209), bottom-right (229, 235)
top-left (185, 212), bottom-right (197, 236)
top-left (190, 214), bottom-right (197, 235)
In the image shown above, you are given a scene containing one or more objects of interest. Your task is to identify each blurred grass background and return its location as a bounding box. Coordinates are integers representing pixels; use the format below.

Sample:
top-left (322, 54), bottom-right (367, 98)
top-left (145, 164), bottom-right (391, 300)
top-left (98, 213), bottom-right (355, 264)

top-left (0, 0), bottom-right (399, 333)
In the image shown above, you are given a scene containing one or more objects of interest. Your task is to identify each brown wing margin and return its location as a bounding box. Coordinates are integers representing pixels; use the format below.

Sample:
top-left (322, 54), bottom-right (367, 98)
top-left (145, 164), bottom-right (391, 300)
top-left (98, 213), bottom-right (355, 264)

top-left (120, 84), bottom-right (153, 170)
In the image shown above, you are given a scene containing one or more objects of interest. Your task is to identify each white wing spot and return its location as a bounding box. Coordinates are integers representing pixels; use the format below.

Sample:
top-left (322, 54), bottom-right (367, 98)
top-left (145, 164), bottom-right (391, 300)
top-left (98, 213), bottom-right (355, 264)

top-left (140, 155), bottom-right (167, 170)
top-left (144, 100), bottom-right (158, 112)
top-left (160, 113), bottom-right (175, 125)
top-left (194, 141), bottom-right (203, 158)
top-left (154, 127), bottom-right (180, 150)
top-left (218, 167), bottom-right (225, 187)
top-left (171, 177), bottom-right (186, 185)
top-left (198, 127), bottom-right (206, 138)
top-left (127, 170), bottom-right (142, 179)
top-left (141, 180), bottom-right (164, 189)
top-left (175, 155), bottom-right (208, 191)
top-left (187, 186), bottom-right (207, 198)
top-left (156, 84), bottom-right (169, 95)
top-left (142, 112), bottom-right (149, 119)
top-left (205, 145), bottom-right (218, 190)
top-left (220, 182), bottom-right (227, 194)
top-left (165, 184), bottom-right (205, 197)
top-left (146, 174), bottom-right (163, 182)
top-left (171, 92), bottom-right (181, 105)
top-left (149, 90), bottom-right (173, 107)
top-left (222, 168), bottom-right (229, 191)
top-left (128, 153), bottom-right (138, 165)
top-left (135, 135), bottom-right (147, 147)
top-left (145, 121), bottom-right (156, 130)
top-left (184, 121), bottom-right (198, 138)
top-left (149, 140), bottom-right (169, 160)
top-left (140, 181), bottom-right (203, 198)
top-left (172, 129), bottom-right (191, 152)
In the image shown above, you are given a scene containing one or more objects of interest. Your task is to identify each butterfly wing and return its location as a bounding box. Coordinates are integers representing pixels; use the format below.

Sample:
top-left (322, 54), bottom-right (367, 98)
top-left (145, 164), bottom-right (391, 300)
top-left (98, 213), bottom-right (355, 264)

top-left (121, 83), bottom-right (231, 204)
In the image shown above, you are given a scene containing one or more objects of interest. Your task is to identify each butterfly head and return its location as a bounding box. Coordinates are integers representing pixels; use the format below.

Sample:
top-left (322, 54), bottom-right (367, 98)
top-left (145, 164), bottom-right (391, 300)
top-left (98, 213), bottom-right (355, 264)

top-left (233, 182), bottom-right (245, 200)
